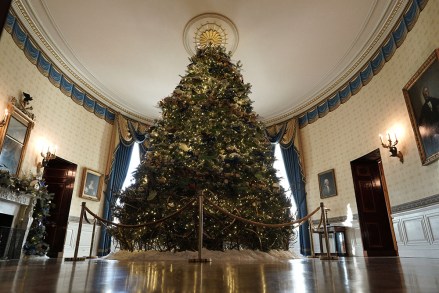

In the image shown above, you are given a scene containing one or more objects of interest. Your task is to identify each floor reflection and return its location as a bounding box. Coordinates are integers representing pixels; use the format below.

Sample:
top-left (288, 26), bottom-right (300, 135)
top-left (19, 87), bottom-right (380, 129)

top-left (114, 261), bottom-right (296, 293)
top-left (1, 257), bottom-right (439, 292)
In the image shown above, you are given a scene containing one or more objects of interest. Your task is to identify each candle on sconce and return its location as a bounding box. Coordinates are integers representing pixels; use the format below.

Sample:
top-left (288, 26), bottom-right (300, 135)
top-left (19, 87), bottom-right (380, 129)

top-left (45, 145), bottom-right (57, 155)
top-left (387, 133), bottom-right (391, 141)
top-left (379, 134), bottom-right (383, 144)
top-left (0, 108), bottom-right (8, 127)
top-left (41, 144), bottom-right (47, 155)
top-left (40, 143), bottom-right (54, 156)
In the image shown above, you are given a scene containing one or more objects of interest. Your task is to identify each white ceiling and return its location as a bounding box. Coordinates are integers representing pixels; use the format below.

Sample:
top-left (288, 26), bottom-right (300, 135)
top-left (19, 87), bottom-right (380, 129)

top-left (17, 0), bottom-right (403, 124)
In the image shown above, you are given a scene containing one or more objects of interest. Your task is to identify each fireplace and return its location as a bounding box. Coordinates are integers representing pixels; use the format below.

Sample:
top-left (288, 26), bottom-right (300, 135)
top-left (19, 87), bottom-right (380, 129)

top-left (0, 213), bottom-right (25, 259)
top-left (0, 214), bottom-right (13, 255)
top-left (0, 188), bottom-right (34, 259)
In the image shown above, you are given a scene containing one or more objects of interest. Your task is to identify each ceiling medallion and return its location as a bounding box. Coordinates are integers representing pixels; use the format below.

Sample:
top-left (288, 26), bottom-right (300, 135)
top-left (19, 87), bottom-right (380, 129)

top-left (183, 13), bottom-right (239, 56)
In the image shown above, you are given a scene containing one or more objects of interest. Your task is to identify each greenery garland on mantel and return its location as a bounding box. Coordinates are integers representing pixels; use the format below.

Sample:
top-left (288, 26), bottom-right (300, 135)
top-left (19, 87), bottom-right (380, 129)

top-left (0, 170), bottom-right (53, 256)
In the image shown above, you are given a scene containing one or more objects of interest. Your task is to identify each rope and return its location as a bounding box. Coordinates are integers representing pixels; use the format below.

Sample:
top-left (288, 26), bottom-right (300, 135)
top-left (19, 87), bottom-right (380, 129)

top-left (82, 195), bottom-right (321, 230)
top-left (204, 197), bottom-right (320, 228)
top-left (83, 210), bottom-right (92, 225)
top-left (83, 198), bottom-right (197, 228)
top-left (316, 212), bottom-right (323, 229)
top-left (309, 211), bottom-right (323, 233)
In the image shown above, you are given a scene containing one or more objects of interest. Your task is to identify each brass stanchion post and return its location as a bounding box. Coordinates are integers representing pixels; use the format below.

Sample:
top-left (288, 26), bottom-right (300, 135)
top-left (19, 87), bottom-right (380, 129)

top-left (86, 219), bottom-right (97, 259)
top-left (65, 202), bottom-right (86, 261)
top-left (189, 191), bottom-right (211, 263)
top-left (198, 193), bottom-right (203, 260)
top-left (319, 202), bottom-right (338, 260)
top-left (308, 218), bottom-right (317, 258)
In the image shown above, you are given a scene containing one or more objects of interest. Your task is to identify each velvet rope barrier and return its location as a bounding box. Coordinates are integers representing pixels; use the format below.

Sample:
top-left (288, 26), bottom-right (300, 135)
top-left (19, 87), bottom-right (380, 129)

top-left (204, 197), bottom-right (320, 228)
top-left (83, 197), bottom-right (197, 228)
top-left (71, 198), bottom-right (327, 262)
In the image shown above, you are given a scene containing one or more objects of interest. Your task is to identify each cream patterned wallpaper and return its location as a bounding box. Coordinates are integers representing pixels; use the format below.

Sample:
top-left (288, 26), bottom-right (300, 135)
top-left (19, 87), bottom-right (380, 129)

top-left (301, 0), bottom-right (439, 217)
top-left (0, 33), bottom-right (113, 217)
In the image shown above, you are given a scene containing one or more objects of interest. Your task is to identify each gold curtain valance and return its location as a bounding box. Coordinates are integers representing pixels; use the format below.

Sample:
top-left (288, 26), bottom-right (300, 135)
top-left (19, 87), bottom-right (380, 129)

top-left (266, 117), bottom-right (298, 147)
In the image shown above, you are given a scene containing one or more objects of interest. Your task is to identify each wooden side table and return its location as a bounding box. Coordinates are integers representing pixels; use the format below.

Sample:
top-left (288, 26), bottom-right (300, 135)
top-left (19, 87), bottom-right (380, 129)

top-left (314, 225), bottom-right (348, 256)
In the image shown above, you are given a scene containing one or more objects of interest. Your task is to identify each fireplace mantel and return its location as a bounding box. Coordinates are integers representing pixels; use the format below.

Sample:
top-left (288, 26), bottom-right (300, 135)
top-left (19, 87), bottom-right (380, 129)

top-left (0, 187), bottom-right (33, 206)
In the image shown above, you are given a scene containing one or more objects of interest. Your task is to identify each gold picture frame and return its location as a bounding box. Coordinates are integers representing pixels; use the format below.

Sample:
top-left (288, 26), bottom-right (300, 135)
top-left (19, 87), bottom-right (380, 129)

top-left (318, 169), bottom-right (337, 199)
top-left (403, 48), bottom-right (439, 165)
top-left (0, 103), bottom-right (34, 176)
top-left (79, 168), bottom-right (103, 201)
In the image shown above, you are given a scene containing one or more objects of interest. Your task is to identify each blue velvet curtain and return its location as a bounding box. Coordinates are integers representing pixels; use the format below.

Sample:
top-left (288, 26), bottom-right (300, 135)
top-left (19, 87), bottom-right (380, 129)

top-left (280, 144), bottom-right (310, 256)
top-left (265, 118), bottom-right (310, 256)
top-left (98, 117), bottom-right (149, 256)
top-left (98, 143), bottom-right (133, 256)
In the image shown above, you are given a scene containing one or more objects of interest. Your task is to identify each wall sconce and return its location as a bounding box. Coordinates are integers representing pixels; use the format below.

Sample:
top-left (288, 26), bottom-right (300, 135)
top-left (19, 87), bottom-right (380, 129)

top-left (36, 146), bottom-right (57, 175)
top-left (380, 133), bottom-right (404, 163)
top-left (0, 108), bottom-right (8, 127)
top-left (40, 147), bottom-right (57, 167)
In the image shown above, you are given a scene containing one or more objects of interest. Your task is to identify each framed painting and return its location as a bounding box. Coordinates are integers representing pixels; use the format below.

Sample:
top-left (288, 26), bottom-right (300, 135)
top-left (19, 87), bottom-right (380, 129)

top-left (79, 168), bottom-right (103, 201)
top-left (403, 48), bottom-right (439, 165)
top-left (318, 169), bottom-right (337, 199)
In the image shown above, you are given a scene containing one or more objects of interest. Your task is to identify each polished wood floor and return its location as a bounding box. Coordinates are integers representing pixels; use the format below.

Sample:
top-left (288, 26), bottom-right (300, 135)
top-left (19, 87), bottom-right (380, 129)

top-left (0, 257), bottom-right (438, 292)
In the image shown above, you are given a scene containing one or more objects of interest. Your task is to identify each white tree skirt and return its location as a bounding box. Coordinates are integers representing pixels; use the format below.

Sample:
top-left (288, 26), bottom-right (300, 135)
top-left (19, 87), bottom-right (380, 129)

top-left (104, 249), bottom-right (301, 262)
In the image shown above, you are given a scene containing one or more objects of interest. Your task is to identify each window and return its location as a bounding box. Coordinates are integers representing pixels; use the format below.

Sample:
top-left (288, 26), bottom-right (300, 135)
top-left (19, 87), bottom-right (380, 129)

top-left (273, 144), bottom-right (297, 214)
top-left (121, 143), bottom-right (141, 190)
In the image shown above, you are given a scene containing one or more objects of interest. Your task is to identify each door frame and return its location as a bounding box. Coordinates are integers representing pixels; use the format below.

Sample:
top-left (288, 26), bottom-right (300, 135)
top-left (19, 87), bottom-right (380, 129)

top-left (43, 156), bottom-right (77, 258)
top-left (350, 148), bottom-right (398, 256)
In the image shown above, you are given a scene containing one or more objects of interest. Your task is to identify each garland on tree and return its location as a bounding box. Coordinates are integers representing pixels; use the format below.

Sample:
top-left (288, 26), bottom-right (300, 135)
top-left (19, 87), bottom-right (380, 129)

top-left (112, 45), bottom-right (293, 252)
top-left (0, 170), bottom-right (53, 256)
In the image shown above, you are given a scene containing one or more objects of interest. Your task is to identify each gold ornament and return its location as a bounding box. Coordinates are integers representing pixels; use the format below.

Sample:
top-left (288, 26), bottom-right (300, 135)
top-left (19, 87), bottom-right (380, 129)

top-left (179, 143), bottom-right (190, 152)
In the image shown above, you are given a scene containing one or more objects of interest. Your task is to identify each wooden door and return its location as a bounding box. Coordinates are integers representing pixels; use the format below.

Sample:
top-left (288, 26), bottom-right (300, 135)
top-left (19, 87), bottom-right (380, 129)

top-left (43, 157), bottom-right (77, 258)
top-left (0, 0), bottom-right (12, 39)
top-left (351, 150), bottom-right (397, 256)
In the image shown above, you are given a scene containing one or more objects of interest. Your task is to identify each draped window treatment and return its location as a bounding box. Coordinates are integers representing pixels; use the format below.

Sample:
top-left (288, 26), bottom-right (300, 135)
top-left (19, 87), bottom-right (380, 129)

top-left (265, 118), bottom-right (310, 256)
top-left (98, 114), bottom-right (149, 256)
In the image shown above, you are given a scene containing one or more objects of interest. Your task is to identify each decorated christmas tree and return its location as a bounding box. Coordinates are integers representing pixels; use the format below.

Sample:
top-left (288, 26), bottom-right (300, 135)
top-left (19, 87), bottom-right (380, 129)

top-left (22, 184), bottom-right (52, 256)
top-left (112, 45), bottom-right (292, 252)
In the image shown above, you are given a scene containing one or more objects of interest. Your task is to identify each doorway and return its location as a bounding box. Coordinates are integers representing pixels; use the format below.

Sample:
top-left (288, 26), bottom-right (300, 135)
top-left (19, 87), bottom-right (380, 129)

top-left (350, 149), bottom-right (397, 256)
top-left (43, 157), bottom-right (77, 258)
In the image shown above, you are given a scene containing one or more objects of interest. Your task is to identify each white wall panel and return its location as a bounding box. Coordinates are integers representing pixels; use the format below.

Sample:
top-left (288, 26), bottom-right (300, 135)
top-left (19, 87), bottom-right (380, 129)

top-left (392, 204), bottom-right (439, 258)
top-left (426, 214), bottom-right (439, 244)
top-left (63, 221), bottom-right (101, 258)
top-left (402, 216), bottom-right (429, 245)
